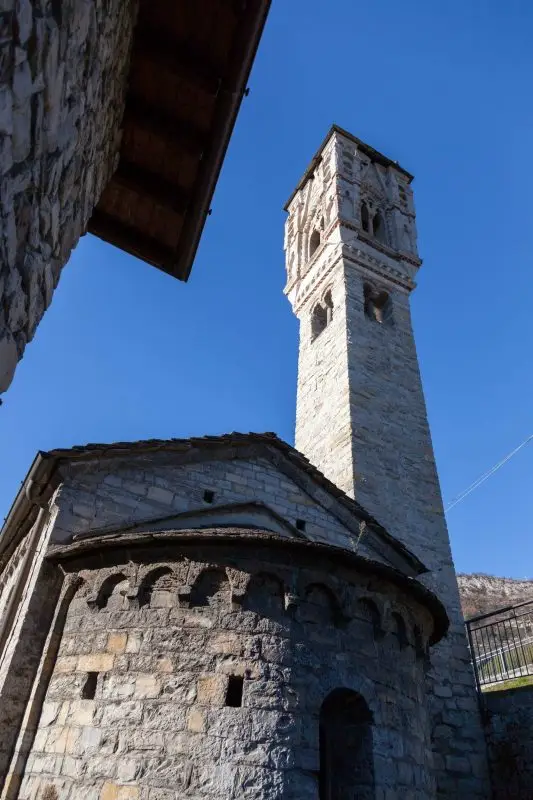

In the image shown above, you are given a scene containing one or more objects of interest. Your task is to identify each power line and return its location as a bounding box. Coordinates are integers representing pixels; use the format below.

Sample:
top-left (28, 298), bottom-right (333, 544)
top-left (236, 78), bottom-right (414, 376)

top-left (445, 434), bottom-right (533, 513)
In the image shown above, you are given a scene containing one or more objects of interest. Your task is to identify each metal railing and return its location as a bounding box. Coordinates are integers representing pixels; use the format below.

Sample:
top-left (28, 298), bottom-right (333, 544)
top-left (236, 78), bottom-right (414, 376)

top-left (465, 599), bottom-right (533, 691)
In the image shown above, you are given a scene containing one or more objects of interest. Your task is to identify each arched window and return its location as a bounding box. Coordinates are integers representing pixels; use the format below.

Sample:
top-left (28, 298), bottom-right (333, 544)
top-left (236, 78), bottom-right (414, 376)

top-left (299, 583), bottom-right (338, 626)
top-left (373, 290), bottom-right (391, 324)
top-left (391, 612), bottom-right (409, 650)
top-left (309, 229), bottom-right (321, 258)
top-left (244, 573), bottom-right (285, 618)
top-left (356, 597), bottom-right (382, 641)
top-left (363, 284), bottom-right (392, 325)
top-left (138, 567), bottom-right (175, 608)
top-left (311, 303), bottom-right (328, 341)
top-left (319, 689), bottom-right (374, 800)
top-left (372, 210), bottom-right (387, 244)
top-left (95, 574), bottom-right (130, 611)
top-left (360, 201), bottom-right (370, 233)
top-left (414, 625), bottom-right (428, 661)
top-left (190, 568), bottom-right (231, 609)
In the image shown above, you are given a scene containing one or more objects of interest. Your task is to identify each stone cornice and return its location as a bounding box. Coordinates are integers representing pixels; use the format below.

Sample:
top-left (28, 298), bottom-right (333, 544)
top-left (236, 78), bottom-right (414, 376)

top-left (46, 527), bottom-right (448, 644)
top-left (288, 231), bottom-right (417, 312)
top-left (356, 228), bottom-right (421, 268)
top-left (343, 248), bottom-right (416, 293)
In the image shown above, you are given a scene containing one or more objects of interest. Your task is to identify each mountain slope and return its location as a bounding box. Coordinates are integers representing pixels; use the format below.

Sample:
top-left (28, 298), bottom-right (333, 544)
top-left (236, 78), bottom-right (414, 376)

top-left (458, 573), bottom-right (533, 619)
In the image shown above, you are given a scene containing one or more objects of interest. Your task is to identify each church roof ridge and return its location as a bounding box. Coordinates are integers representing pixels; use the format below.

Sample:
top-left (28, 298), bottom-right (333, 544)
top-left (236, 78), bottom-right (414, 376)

top-left (0, 431), bottom-right (426, 579)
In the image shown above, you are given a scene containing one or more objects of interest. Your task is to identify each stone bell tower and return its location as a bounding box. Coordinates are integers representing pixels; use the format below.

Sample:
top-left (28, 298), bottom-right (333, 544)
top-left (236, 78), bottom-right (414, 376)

top-left (284, 125), bottom-right (491, 797)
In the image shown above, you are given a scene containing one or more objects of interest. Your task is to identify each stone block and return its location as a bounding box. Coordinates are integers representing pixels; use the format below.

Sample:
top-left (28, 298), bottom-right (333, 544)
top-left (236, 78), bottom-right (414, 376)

top-left (434, 684), bottom-right (453, 698)
top-left (39, 702), bottom-right (60, 727)
top-left (196, 675), bottom-right (226, 706)
top-left (107, 632), bottom-right (128, 654)
top-left (146, 486), bottom-right (174, 505)
top-left (155, 655), bottom-right (173, 673)
top-left (135, 674), bottom-right (161, 699)
top-left (78, 653), bottom-right (115, 672)
top-left (208, 631), bottom-right (243, 656)
top-left (125, 632), bottom-right (143, 654)
top-left (55, 655), bottom-right (78, 673)
top-left (446, 754), bottom-right (471, 774)
top-left (44, 726), bottom-right (68, 754)
top-left (67, 701), bottom-right (96, 726)
top-left (187, 708), bottom-right (206, 734)
top-left (100, 783), bottom-right (140, 800)
top-left (101, 701), bottom-right (143, 727)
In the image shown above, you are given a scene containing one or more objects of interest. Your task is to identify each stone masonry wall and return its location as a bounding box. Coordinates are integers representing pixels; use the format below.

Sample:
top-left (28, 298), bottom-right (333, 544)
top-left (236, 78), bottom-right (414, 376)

top-left (342, 264), bottom-right (489, 796)
top-left (294, 262), bottom-right (352, 491)
top-left (18, 535), bottom-right (437, 799)
top-left (49, 453), bottom-right (381, 563)
top-left (0, 0), bottom-right (137, 395)
top-left (285, 128), bottom-right (491, 797)
top-left (484, 684), bottom-right (533, 800)
top-left (0, 444), bottom-right (421, 791)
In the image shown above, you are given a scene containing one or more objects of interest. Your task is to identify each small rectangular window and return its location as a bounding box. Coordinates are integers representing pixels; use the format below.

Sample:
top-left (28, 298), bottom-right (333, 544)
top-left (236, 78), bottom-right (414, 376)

top-left (82, 672), bottom-right (98, 700)
top-left (225, 675), bottom-right (244, 707)
top-left (203, 490), bottom-right (215, 504)
top-left (296, 519), bottom-right (306, 532)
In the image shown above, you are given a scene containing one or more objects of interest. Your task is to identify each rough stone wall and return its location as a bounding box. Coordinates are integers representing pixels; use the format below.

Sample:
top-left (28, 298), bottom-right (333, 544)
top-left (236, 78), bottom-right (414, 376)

top-left (18, 537), bottom-right (437, 799)
top-left (484, 684), bottom-right (533, 800)
top-left (293, 262), bottom-right (352, 490)
top-left (285, 129), bottom-right (491, 796)
top-left (0, 0), bottom-right (137, 395)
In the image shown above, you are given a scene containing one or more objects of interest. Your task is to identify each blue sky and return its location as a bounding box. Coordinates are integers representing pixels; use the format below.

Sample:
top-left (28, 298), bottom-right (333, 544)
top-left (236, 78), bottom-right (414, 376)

top-left (1, 0), bottom-right (532, 578)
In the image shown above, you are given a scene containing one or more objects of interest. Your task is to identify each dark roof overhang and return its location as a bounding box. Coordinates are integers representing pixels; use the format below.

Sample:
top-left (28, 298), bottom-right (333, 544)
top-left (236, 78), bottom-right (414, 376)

top-left (88, 0), bottom-right (271, 281)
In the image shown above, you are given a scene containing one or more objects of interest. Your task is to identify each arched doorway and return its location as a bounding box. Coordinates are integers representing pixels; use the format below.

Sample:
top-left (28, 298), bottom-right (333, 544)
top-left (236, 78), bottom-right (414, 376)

top-left (319, 688), bottom-right (374, 799)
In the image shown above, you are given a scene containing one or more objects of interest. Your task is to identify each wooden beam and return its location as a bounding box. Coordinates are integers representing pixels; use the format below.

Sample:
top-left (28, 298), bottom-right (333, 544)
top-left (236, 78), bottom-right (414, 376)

top-left (123, 95), bottom-right (207, 157)
top-left (132, 24), bottom-right (223, 96)
top-left (113, 161), bottom-right (191, 216)
top-left (88, 210), bottom-right (183, 279)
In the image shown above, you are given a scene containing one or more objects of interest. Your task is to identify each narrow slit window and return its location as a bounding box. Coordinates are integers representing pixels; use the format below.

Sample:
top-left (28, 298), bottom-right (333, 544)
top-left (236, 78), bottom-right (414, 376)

top-left (81, 672), bottom-right (98, 700)
top-left (372, 211), bottom-right (386, 244)
top-left (360, 201), bottom-right (370, 232)
top-left (324, 291), bottom-right (333, 324)
top-left (311, 303), bottom-right (328, 341)
top-left (226, 675), bottom-right (244, 707)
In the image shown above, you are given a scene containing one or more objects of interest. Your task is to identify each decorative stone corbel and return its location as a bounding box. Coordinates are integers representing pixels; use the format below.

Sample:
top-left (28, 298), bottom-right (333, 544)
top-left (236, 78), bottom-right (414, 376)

top-left (86, 593), bottom-right (98, 610)
top-left (285, 573), bottom-right (300, 613)
top-left (126, 587), bottom-right (140, 604)
top-left (285, 591), bottom-right (299, 612)
top-left (230, 588), bottom-right (247, 611)
top-left (227, 567), bottom-right (251, 610)
top-left (177, 584), bottom-right (192, 608)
